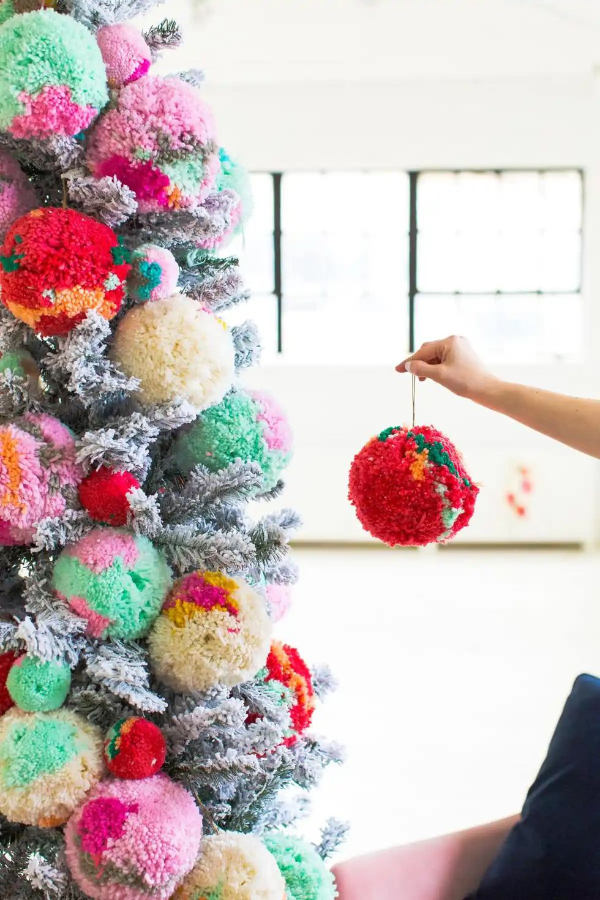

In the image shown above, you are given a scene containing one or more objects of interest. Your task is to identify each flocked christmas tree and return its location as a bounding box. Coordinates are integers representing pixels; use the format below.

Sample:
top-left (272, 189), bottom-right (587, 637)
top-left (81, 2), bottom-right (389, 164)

top-left (0, 2), bottom-right (345, 897)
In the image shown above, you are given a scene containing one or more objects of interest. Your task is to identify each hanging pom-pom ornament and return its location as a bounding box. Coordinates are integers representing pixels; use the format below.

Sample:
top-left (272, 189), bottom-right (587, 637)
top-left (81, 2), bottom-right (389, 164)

top-left (111, 293), bottom-right (235, 410)
top-left (0, 650), bottom-right (18, 715)
top-left (0, 413), bottom-right (82, 546)
top-left (173, 831), bottom-right (286, 900)
top-left (255, 642), bottom-right (315, 747)
top-left (6, 654), bottom-right (71, 712)
top-left (264, 833), bottom-right (337, 900)
top-left (103, 717), bottom-right (166, 780)
top-left (266, 582), bottom-right (293, 623)
top-left (0, 150), bottom-right (37, 240)
top-left (349, 424), bottom-right (478, 546)
top-left (78, 467), bottom-right (140, 526)
top-left (174, 389), bottom-right (293, 494)
top-left (87, 75), bottom-right (219, 213)
top-left (65, 773), bottom-right (202, 900)
top-left (0, 707), bottom-right (103, 827)
top-left (52, 527), bottom-right (172, 640)
top-left (0, 207), bottom-right (130, 336)
top-left (0, 9), bottom-right (108, 139)
top-left (96, 23), bottom-right (152, 89)
top-left (128, 243), bottom-right (180, 303)
top-left (149, 570), bottom-right (272, 693)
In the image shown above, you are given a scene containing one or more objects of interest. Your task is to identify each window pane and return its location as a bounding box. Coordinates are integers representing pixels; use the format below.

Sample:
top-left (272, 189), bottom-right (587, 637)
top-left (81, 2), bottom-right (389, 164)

top-left (226, 173), bottom-right (274, 297)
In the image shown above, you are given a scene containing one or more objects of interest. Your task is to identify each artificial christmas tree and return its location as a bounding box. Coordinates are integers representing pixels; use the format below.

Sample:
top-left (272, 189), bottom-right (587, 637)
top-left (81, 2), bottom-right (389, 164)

top-left (0, 2), bottom-right (345, 896)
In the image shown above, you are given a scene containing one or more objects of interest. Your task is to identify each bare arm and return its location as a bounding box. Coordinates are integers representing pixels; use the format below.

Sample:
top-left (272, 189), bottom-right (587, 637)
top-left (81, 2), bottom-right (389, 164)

top-left (397, 336), bottom-right (600, 460)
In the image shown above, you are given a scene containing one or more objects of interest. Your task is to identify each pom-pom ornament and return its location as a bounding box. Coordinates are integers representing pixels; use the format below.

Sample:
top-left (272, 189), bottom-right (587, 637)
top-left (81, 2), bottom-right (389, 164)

top-left (349, 424), bottom-right (478, 546)
top-left (78, 467), bottom-right (140, 526)
top-left (264, 833), bottom-right (337, 900)
top-left (87, 75), bottom-right (219, 213)
top-left (128, 243), bottom-right (179, 303)
top-left (0, 9), bottom-right (108, 139)
top-left (0, 207), bottom-right (130, 336)
top-left (0, 150), bottom-right (37, 240)
top-left (97, 24), bottom-right (151, 89)
top-left (66, 774), bottom-right (202, 900)
top-left (0, 651), bottom-right (18, 716)
top-left (0, 707), bottom-right (103, 826)
top-left (149, 570), bottom-right (272, 693)
top-left (104, 717), bottom-right (166, 780)
top-left (0, 413), bottom-right (82, 545)
top-left (266, 582), bottom-right (293, 623)
top-left (6, 654), bottom-right (71, 712)
top-left (174, 389), bottom-right (293, 494)
top-left (173, 831), bottom-right (286, 900)
top-left (255, 642), bottom-right (315, 747)
top-left (112, 293), bottom-right (235, 410)
top-left (52, 527), bottom-right (172, 640)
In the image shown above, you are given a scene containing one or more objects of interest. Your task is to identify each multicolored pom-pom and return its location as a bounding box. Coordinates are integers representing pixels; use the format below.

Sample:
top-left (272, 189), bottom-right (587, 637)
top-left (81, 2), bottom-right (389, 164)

top-left (6, 654), bottom-right (71, 712)
top-left (0, 707), bottom-right (103, 826)
top-left (111, 293), bottom-right (235, 409)
top-left (0, 413), bottom-right (82, 546)
top-left (172, 831), bottom-right (286, 900)
top-left (128, 243), bottom-right (179, 303)
top-left (65, 773), bottom-right (202, 900)
top-left (174, 389), bottom-right (293, 493)
top-left (52, 527), bottom-right (172, 640)
top-left (0, 150), bottom-right (37, 240)
top-left (96, 23), bottom-right (152, 89)
top-left (266, 582), bottom-right (293, 623)
top-left (263, 833), bottom-right (337, 900)
top-left (0, 9), bottom-right (108, 139)
top-left (78, 467), bottom-right (140, 527)
top-left (149, 570), bottom-right (272, 693)
top-left (256, 642), bottom-right (315, 746)
top-left (104, 717), bottom-right (166, 780)
top-left (0, 207), bottom-right (130, 336)
top-left (348, 424), bottom-right (478, 546)
top-left (87, 75), bottom-right (219, 213)
top-left (0, 651), bottom-right (18, 716)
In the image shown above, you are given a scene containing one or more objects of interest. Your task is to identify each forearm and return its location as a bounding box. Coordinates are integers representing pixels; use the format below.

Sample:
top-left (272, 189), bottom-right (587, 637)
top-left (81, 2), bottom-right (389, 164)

top-left (474, 378), bottom-right (600, 459)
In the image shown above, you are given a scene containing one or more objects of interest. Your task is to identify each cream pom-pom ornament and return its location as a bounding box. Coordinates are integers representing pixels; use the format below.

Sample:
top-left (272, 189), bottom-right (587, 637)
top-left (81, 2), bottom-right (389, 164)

top-left (0, 707), bottom-right (103, 827)
top-left (51, 527), bottom-right (172, 640)
top-left (0, 412), bottom-right (82, 545)
top-left (0, 9), bottom-right (108, 139)
top-left (149, 570), bottom-right (272, 693)
top-left (65, 773), bottom-right (203, 900)
top-left (111, 293), bottom-right (235, 410)
top-left (96, 23), bottom-right (152, 90)
top-left (0, 150), bottom-right (37, 240)
top-left (172, 831), bottom-right (286, 900)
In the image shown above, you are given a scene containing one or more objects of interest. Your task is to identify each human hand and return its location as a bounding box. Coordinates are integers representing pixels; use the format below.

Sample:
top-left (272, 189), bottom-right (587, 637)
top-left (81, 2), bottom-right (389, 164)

top-left (396, 335), bottom-right (498, 401)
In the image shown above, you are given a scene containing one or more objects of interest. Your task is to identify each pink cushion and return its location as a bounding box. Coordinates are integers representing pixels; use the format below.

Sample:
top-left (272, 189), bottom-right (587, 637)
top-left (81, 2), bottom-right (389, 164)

top-left (332, 816), bottom-right (518, 900)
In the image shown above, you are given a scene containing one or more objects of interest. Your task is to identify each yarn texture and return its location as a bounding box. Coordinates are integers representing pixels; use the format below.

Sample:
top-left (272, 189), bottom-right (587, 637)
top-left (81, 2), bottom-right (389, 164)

top-left (349, 424), bottom-right (478, 546)
top-left (6, 653), bottom-right (71, 712)
top-left (52, 527), bottom-right (172, 640)
top-left (65, 773), bottom-right (202, 900)
top-left (128, 243), bottom-right (179, 302)
top-left (0, 650), bottom-right (18, 715)
top-left (0, 9), bottom-right (107, 138)
top-left (96, 24), bottom-right (151, 89)
top-left (266, 583), bottom-right (293, 623)
top-left (256, 642), bottom-right (315, 747)
top-left (111, 293), bottom-right (235, 409)
top-left (264, 833), bottom-right (337, 900)
top-left (103, 717), bottom-right (166, 780)
top-left (87, 75), bottom-right (219, 213)
top-left (149, 570), bottom-right (272, 693)
top-left (172, 831), bottom-right (286, 900)
top-left (174, 389), bottom-right (293, 493)
top-left (0, 707), bottom-right (103, 827)
top-left (0, 150), bottom-right (37, 240)
top-left (0, 207), bottom-right (130, 336)
top-left (78, 467), bottom-right (140, 526)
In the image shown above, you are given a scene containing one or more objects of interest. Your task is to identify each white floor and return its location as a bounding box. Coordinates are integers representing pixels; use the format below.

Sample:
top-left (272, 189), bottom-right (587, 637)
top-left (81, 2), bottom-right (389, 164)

top-left (279, 545), bottom-right (600, 862)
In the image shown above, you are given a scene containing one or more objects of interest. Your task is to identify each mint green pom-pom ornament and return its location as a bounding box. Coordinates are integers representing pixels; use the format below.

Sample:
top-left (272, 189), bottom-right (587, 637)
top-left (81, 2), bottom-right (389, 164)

top-left (217, 147), bottom-right (253, 236)
top-left (0, 9), bottom-right (108, 139)
top-left (6, 654), bottom-right (71, 712)
top-left (263, 833), bottom-right (337, 900)
top-left (173, 389), bottom-right (293, 495)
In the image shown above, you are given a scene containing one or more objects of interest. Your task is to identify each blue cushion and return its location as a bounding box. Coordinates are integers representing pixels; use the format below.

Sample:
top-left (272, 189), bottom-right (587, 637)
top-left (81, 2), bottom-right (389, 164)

top-left (467, 674), bottom-right (600, 900)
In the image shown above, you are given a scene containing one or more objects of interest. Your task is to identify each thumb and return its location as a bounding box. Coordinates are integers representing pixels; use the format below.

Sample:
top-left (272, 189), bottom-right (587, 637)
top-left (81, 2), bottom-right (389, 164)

top-left (405, 359), bottom-right (442, 382)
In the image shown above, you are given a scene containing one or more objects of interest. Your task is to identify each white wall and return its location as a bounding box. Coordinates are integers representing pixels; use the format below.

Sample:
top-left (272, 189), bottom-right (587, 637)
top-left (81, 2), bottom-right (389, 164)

top-left (199, 73), bottom-right (600, 543)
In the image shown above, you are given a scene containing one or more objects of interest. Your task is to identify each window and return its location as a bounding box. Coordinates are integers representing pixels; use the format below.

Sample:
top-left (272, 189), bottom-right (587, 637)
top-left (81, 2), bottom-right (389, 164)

top-left (220, 168), bottom-right (584, 365)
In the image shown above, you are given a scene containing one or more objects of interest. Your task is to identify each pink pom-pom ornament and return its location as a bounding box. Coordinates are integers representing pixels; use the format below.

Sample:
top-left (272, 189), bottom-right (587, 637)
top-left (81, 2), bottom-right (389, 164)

top-left (0, 150), bottom-right (37, 240)
top-left (97, 24), bottom-right (152, 89)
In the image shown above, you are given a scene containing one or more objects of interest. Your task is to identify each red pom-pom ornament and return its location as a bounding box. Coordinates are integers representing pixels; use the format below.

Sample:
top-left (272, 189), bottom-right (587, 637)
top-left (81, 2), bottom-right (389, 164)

top-left (349, 424), bottom-right (478, 547)
top-left (0, 651), bottom-right (18, 716)
top-left (78, 467), bottom-right (140, 526)
top-left (104, 717), bottom-right (166, 780)
top-left (0, 207), bottom-right (130, 336)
